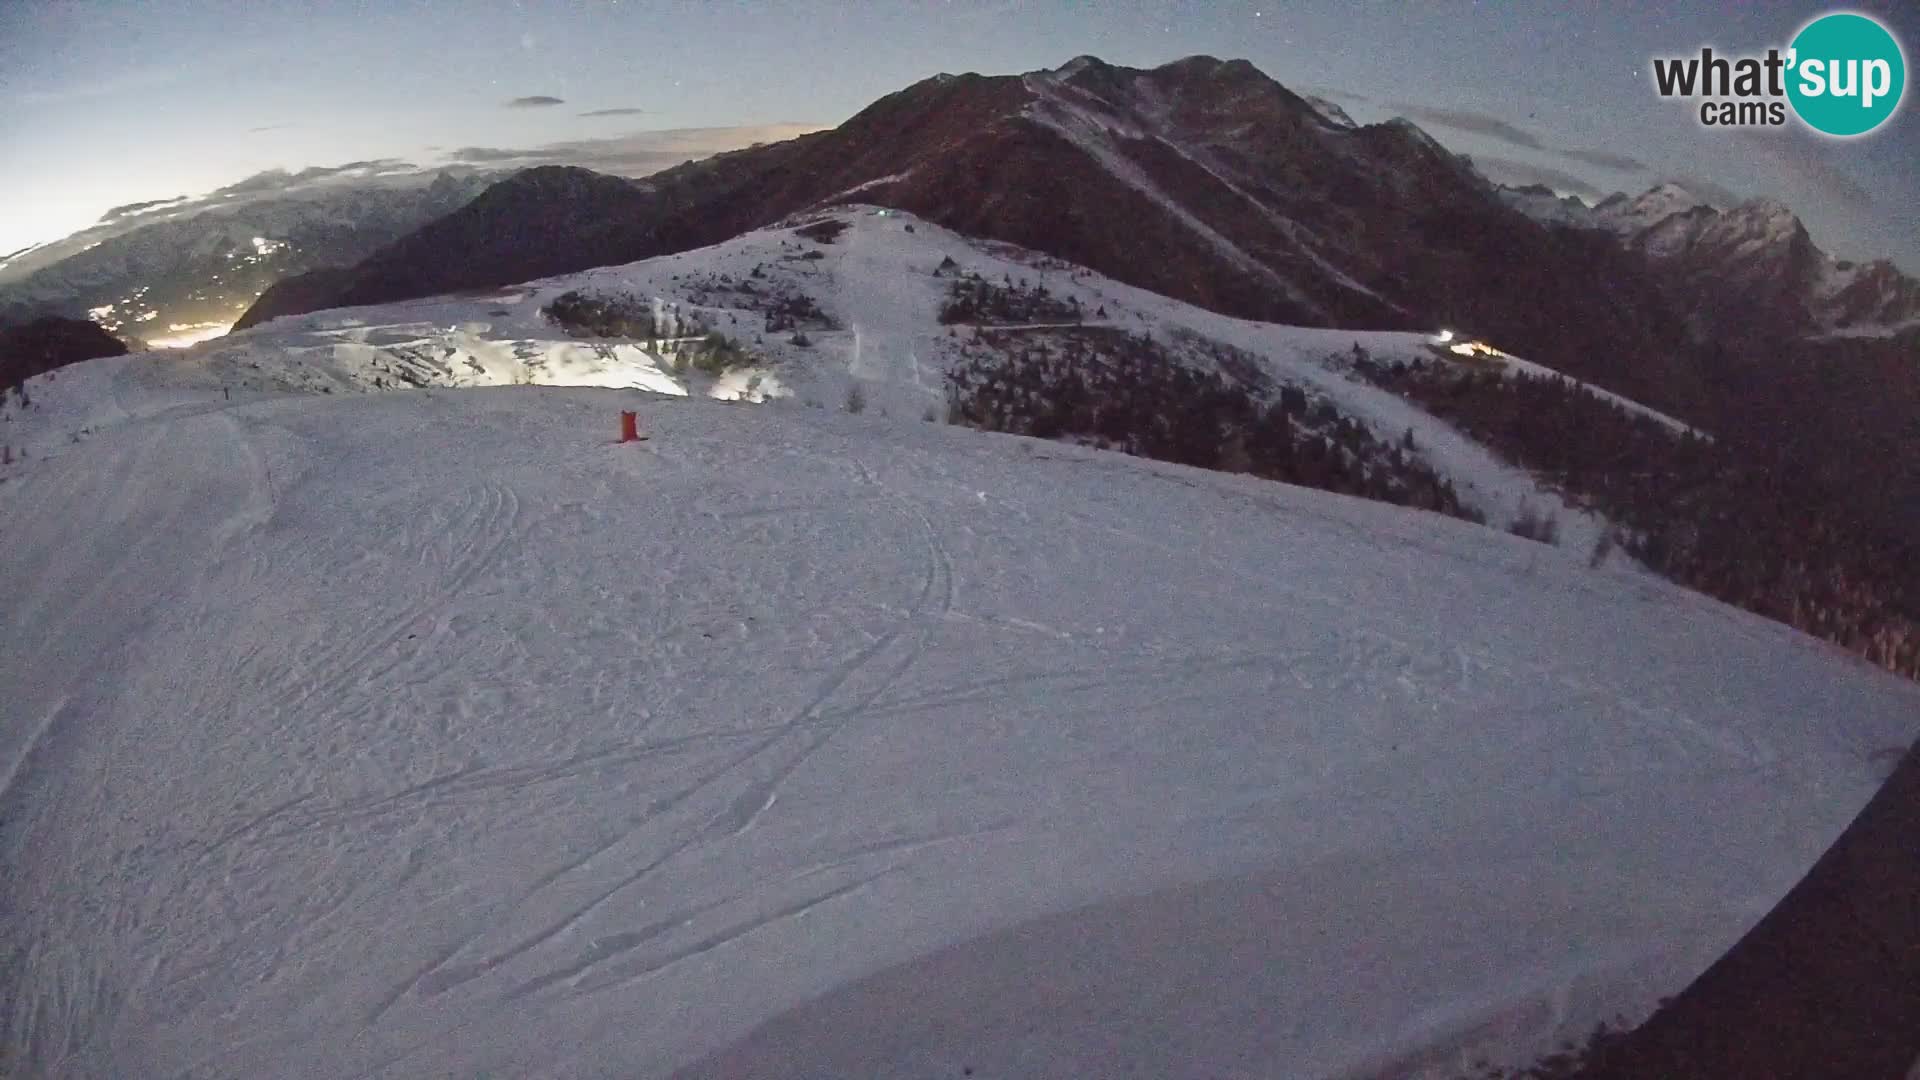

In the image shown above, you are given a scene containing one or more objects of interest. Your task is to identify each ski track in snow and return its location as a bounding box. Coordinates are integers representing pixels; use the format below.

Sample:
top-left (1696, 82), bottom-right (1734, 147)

top-left (1, 210), bottom-right (1916, 1079)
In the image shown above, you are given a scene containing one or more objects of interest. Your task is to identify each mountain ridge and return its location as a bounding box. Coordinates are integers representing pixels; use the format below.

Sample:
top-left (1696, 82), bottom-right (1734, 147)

top-left (1503, 181), bottom-right (1920, 340)
top-left (0, 170), bottom-right (500, 344)
top-left (237, 54), bottom-right (1716, 422)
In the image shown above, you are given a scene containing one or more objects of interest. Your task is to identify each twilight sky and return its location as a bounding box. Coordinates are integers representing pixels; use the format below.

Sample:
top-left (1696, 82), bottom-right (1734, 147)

top-left (2, 0), bottom-right (1917, 271)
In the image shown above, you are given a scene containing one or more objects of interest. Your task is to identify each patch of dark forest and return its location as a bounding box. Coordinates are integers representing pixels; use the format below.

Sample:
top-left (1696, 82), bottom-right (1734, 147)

top-left (942, 324), bottom-right (1481, 525)
top-left (936, 266), bottom-right (1091, 326)
top-left (1347, 346), bottom-right (1920, 680)
top-left (531, 289), bottom-right (761, 377)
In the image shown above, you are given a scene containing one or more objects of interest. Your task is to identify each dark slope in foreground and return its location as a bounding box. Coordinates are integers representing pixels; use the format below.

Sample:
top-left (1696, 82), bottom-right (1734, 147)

top-left (1564, 736), bottom-right (1920, 1080)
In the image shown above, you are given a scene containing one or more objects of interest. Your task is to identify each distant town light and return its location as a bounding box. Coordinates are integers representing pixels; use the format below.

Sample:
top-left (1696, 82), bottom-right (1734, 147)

top-left (148, 322), bottom-right (232, 349)
top-left (1436, 328), bottom-right (1455, 343)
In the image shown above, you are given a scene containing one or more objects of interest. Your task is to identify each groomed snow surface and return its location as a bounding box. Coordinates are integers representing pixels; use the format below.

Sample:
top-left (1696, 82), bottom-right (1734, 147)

top-left (5, 385), bottom-right (1917, 1079)
top-left (4, 210), bottom-right (1918, 1078)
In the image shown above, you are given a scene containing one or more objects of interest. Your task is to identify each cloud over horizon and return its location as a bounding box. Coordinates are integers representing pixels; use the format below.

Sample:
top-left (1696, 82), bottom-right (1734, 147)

top-left (506, 95), bottom-right (566, 108)
top-left (580, 107), bottom-right (647, 117)
top-left (99, 195), bottom-right (192, 222)
top-left (61, 125), bottom-right (820, 252)
top-left (1306, 85), bottom-right (1373, 104)
top-left (81, 159), bottom-right (432, 230)
top-left (1734, 130), bottom-right (1875, 211)
top-left (441, 123), bottom-right (825, 176)
top-left (441, 147), bottom-right (531, 164)
top-left (1664, 174), bottom-right (1747, 209)
top-left (1393, 102), bottom-right (1650, 174)
top-left (1558, 147), bottom-right (1649, 172)
top-left (1394, 104), bottom-right (1547, 151)
top-left (210, 159), bottom-right (419, 197)
top-left (1471, 157), bottom-right (1609, 201)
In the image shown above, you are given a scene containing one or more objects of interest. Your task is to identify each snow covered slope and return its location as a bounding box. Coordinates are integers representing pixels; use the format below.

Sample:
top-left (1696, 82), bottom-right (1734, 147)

top-left (56, 207), bottom-right (1704, 560)
top-left (3, 367), bottom-right (1917, 1078)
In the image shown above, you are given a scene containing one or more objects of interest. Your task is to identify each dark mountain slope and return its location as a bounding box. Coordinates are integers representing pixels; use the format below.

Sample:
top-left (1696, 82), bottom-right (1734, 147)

top-left (1, 317), bottom-right (129, 393)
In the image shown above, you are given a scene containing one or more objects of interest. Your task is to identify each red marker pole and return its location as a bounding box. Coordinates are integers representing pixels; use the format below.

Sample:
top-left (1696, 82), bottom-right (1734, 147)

top-left (619, 411), bottom-right (641, 443)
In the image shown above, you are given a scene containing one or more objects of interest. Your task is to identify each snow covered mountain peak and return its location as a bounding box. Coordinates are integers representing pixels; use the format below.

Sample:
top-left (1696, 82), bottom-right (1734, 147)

top-left (1594, 181), bottom-right (1716, 233)
top-left (1379, 115), bottom-right (1452, 156)
top-left (1049, 53), bottom-right (1107, 80)
top-left (1300, 93), bottom-right (1359, 129)
top-left (1721, 196), bottom-right (1802, 238)
top-left (1496, 183), bottom-right (1594, 226)
top-left (1644, 179), bottom-right (1708, 205)
top-left (1504, 179), bottom-right (1920, 338)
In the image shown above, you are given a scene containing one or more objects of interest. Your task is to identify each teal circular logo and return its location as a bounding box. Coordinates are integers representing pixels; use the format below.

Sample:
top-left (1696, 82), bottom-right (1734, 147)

top-left (1787, 12), bottom-right (1906, 136)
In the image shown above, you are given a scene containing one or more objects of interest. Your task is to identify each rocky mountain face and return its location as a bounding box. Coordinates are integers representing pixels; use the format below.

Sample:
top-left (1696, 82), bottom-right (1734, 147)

top-left (1506, 181), bottom-right (1920, 342)
top-left (239, 55), bottom-right (1709, 417)
top-left (0, 171), bottom-right (498, 344)
top-left (1821, 260), bottom-right (1920, 331)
